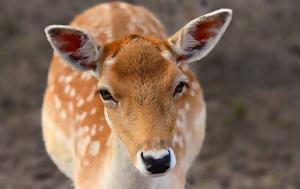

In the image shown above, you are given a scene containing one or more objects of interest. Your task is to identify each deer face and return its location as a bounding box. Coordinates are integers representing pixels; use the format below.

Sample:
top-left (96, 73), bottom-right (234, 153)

top-left (98, 37), bottom-right (183, 176)
top-left (45, 9), bottom-right (232, 176)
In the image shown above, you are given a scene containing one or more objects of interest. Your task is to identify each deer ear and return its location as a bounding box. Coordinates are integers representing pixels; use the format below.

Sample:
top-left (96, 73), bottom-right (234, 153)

top-left (168, 9), bottom-right (232, 63)
top-left (45, 25), bottom-right (102, 72)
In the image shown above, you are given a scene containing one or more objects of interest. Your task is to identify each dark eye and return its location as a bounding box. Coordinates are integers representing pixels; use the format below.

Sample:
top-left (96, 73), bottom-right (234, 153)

top-left (173, 81), bottom-right (186, 97)
top-left (99, 89), bottom-right (115, 101)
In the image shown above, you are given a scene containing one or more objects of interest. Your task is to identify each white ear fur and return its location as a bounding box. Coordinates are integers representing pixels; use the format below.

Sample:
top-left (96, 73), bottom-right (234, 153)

top-left (45, 25), bottom-right (102, 72)
top-left (168, 9), bottom-right (232, 63)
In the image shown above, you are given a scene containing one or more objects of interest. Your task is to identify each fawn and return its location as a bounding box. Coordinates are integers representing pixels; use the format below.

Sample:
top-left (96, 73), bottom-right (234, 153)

top-left (43, 2), bottom-right (232, 189)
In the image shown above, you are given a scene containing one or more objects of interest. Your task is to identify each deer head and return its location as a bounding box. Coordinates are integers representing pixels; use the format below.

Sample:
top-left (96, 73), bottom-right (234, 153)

top-left (45, 9), bottom-right (232, 177)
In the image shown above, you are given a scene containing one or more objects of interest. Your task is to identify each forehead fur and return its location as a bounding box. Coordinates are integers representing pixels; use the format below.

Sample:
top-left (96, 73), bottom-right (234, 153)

top-left (106, 35), bottom-right (174, 80)
top-left (99, 35), bottom-right (178, 104)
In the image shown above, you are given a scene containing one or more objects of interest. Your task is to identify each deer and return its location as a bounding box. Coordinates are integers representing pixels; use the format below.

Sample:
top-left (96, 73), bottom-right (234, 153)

top-left (42, 2), bottom-right (232, 189)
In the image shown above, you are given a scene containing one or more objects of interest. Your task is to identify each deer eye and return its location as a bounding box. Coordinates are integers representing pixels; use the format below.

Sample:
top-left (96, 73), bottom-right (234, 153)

top-left (173, 81), bottom-right (186, 97)
top-left (99, 89), bottom-right (115, 101)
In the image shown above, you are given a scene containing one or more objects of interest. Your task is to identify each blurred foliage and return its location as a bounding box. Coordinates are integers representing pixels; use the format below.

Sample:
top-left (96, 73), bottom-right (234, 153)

top-left (232, 98), bottom-right (247, 120)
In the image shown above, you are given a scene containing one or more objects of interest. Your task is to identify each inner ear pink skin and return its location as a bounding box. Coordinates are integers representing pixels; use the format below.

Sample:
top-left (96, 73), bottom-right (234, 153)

top-left (51, 30), bottom-right (85, 53)
top-left (192, 18), bottom-right (225, 42)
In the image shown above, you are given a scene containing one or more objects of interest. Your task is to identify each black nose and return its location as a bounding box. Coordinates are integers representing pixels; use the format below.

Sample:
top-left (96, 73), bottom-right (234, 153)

top-left (141, 150), bottom-right (171, 174)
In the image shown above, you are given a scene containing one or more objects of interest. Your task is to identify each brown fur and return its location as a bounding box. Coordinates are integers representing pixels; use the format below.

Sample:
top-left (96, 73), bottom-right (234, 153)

top-left (43, 2), bottom-right (207, 189)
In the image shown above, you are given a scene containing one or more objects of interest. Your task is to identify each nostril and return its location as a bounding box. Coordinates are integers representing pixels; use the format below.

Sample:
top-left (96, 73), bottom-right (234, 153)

top-left (165, 150), bottom-right (171, 165)
top-left (141, 152), bottom-right (158, 169)
top-left (141, 152), bottom-right (152, 168)
top-left (160, 151), bottom-right (171, 166)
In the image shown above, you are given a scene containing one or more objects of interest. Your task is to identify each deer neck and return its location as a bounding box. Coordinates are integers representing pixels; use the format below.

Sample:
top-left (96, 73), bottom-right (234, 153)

top-left (100, 131), bottom-right (172, 189)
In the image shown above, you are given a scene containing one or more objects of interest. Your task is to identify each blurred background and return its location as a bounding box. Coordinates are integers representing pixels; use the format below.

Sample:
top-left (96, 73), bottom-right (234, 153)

top-left (0, 0), bottom-right (299, 188)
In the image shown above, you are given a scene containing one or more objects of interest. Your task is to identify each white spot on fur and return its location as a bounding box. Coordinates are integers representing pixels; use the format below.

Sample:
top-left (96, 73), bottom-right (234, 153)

top-left (172, 133), bottom-right (184, 148)
top-left (76, 97), bottom-right (84, 107)
top-left (176, 117), bottom-right (186, 129)
top-left (70, 88), bottom-right (76, 97)
top-left (119, 2), bottom-right (129, 9)
top-left (105, 57), bottom-right (116, 65)
top-left (98, 125), bottom-right (104, 132)
top-left (178, 108), bottom-right (186, 116)
top-left (64, 84), bottom-right (71, 94)
top-left (80, 72), bottom-right (91, 80)
top-left (86, 92), bottom-right (95, 102)
top-left (65, 75), bottom-right (73, 83)
top-left (60, 110), bottom-right (66, 119)
top-left (176, 118), bottom-right (181, 128)
top-left (90, 107), bottom-right (97, 115)
top-left (58, 75), bottom-right (64, 83)
top-left (89, 141), bottom-right (100, 156)
top-left (77, 135), bottom-right (91, 157)
top-left (176, 108), bottom-right (187, 129)
top-left (91, 124), bottom-right (97, 136)
top-left (184, 102), bottom-right (190, 111)
top-left (76, 112), bottom-right (87, 122)
top-left (54, 95), bottom-right (61, 110)
top-left (190, 90), bottom-right (196, 97)
top-left (161, 50), bottom-right (172, 61)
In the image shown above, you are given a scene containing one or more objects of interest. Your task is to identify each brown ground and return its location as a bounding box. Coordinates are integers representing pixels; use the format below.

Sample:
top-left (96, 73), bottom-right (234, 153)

top-left (0, 0), bottom-right (299, 189)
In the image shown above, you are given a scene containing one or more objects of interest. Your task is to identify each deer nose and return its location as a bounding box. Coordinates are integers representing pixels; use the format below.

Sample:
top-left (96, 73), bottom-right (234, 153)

top-left (141, 149), bottom-right (172, 174)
